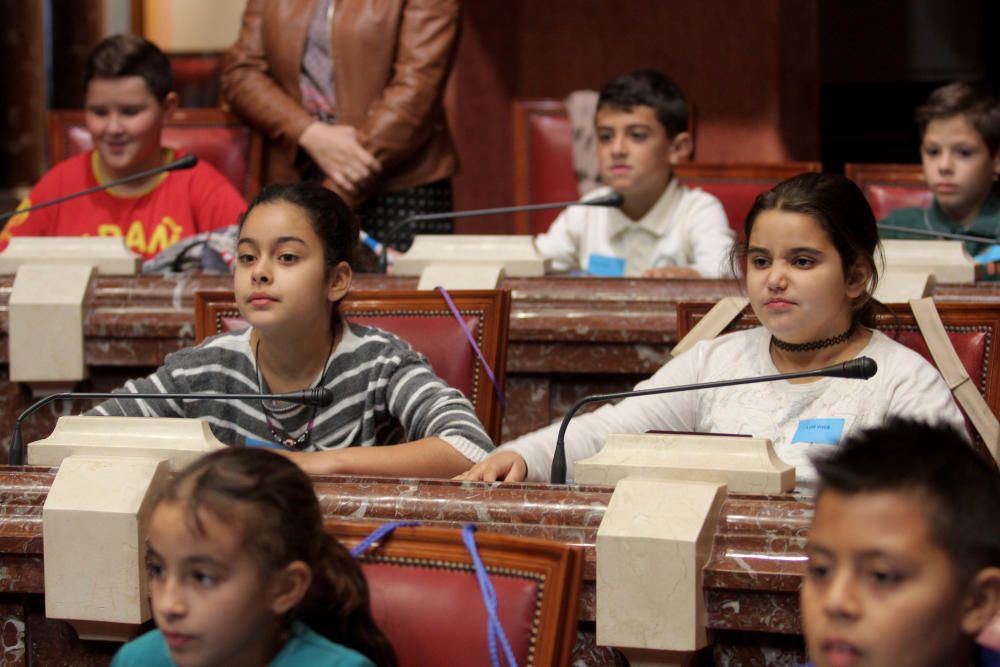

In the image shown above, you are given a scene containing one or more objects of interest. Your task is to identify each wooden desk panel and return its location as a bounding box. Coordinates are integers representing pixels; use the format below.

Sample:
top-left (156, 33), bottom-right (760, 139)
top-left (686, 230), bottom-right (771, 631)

top-left (0, 467), bottom-right (812, 665)
top-left (0, 274), bottom-right (996, 451)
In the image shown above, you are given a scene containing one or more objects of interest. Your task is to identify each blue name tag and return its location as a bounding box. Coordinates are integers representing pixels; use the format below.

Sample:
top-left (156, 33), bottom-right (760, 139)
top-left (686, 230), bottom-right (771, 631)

top-left (245, 436), bottom-right (283, 449)
top-left (587, 254), bottom-right (626, 277)
top-left (974, 244), bottom-right (1000, 264)
top-left (792, 418), bottom-right (845, 445)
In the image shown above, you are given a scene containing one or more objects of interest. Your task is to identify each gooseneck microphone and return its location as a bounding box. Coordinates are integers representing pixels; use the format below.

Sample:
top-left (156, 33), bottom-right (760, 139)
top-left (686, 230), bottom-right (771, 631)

top-left (0, 153), bottom-right (199, 225)
top-left (549, 356), bottom-right (878, 484)
top-left (877, 223), bottom-right (995, 244)
top-left (374, 192), bottom-right (626, 267)
top-left (394, 191), bottom-right (626, 229)
top-left (8, 386), bottom-right (333, 466)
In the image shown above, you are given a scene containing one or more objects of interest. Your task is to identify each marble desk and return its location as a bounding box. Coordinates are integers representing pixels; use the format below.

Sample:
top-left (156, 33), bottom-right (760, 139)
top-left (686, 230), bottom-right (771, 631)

top-left (0, 273), bottom-right (996, 462)
top-left (0, 467), bottom-right (813, 666)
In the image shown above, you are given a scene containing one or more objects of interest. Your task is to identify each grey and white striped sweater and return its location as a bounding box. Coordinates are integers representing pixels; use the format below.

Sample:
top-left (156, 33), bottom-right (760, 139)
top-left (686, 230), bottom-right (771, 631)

top-left (89, 321), bottom-right (495, 462)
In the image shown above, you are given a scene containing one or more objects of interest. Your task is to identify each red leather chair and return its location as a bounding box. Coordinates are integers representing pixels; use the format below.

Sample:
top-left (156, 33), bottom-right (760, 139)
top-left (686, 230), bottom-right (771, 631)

top-left (194, 289), bottom-right (512, 443)
top-left (675, 301), bottom-right (1000, 449)
top-left (169, 53), bottom-right (223, 107)
top-left (844, 163), bottom-right (931, 221)
top-left (512, 99), bottom-right (821, 236)
top-left (332, 521), bottom-right (583, 667)
top-left (47, 108), bottom-right (261, 198)
top-left (671, 162), bottom-right (823, 236)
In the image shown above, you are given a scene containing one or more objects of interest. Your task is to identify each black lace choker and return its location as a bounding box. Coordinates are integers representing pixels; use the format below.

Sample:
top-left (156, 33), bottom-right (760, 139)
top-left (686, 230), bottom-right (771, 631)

top-left (771, 323), bottom-right (856, 352)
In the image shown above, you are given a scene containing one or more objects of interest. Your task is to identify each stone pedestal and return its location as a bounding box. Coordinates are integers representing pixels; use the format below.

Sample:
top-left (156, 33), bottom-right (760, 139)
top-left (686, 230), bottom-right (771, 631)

top-left (596, 478), bottom-right (727, 658)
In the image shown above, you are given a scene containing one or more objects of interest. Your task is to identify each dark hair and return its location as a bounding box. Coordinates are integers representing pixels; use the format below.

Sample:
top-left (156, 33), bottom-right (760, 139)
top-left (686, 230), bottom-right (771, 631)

top-left (239, 182), bottom-right (360, 273)
top-left (85, 34), bottom-right (173, 101)
top-left (157, 448), bottom-right (397, 667)
top-left (916, 82), bottom-right (1000, 155)
top-left (596, 69), bottom-right (689, 138)
top-left (731, 172), bottom-right (882, 328)
top-left (813, 418), bottom-right (1000, 586)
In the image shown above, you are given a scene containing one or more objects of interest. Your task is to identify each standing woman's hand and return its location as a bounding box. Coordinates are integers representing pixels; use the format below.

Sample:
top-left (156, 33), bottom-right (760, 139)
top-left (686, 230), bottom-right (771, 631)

top-left (298, 122), bottom-right (382, 195)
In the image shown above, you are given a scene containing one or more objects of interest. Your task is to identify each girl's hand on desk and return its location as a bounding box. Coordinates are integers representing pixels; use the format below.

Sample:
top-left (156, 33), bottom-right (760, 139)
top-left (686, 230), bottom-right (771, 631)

top-left (454, 451), bottom-right (528, 483)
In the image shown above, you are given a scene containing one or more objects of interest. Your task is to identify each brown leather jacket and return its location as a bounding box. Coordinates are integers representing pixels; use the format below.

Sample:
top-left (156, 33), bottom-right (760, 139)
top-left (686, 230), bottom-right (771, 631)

top-left (221, 0), bottom-right (460, 207)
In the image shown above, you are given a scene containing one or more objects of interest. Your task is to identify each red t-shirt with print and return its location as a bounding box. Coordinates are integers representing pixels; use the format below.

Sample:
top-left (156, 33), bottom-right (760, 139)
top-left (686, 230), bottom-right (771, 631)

top-left (0, 150), bottom-right (247, 259)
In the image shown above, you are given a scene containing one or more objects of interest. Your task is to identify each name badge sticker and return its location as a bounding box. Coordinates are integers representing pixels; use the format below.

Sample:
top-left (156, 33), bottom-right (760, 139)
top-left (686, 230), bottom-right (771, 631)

top-left (792, 418), bottom-right (845, 445)
top-left (587, 254), bottom-right (626, 277)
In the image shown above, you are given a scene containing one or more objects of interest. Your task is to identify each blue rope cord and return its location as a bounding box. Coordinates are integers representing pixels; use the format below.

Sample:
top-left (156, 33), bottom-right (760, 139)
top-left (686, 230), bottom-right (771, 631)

top-left (462, 524), bottom-right (518, 667)
top-left (435, 286), bottom-right (507, 412)
top-left (349, 521), bottom-right (420, 558)
top-left (350, 521), bottom-right (519, 667)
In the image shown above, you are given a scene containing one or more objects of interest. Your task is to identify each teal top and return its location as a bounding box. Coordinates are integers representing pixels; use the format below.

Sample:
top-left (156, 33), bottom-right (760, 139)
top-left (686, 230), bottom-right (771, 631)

top-left (110, 621), bottom-right (375, 667)
top-left (880, 194), bottom-right (1000, 280)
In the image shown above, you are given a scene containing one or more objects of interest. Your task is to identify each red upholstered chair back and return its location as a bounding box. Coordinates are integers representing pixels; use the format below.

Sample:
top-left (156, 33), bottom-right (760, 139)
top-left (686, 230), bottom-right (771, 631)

top-left (169, 53), bottom-right (223, 107)
top-left (844, 163), bottom-right (932, 221)
top-left (331, 522), bottom-right (583, 667)
top-left (675, 301), bottom-right (1000, 441)
top-left (512, 99), bottom-right (821, 236)
top-left (47, 108), bottom-right (261, 198)
top-left (194, 289), bottom-right (511, 443)
top-left (512, 101), bottom-right (579, 235)
top-left (671, 162), bottom-right (823, 235)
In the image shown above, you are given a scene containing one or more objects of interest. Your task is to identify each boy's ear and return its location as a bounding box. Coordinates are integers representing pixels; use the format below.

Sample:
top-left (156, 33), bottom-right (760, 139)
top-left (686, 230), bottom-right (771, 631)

top-left (960, 566), bottom-right (1000, 636)
top-left (667, 131), bottom-right (693, 165)
top-left (992, 149), bottom-right (1000, 180)
top-left (268, 560), bottom-right (312, 616)
top-left (327, 261), bottom-right (353, 304)
top-left (161, 91), bottom-right (179, 119)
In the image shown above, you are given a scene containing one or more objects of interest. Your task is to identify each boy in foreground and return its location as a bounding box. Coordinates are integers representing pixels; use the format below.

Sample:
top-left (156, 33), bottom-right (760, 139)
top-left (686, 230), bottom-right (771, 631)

top-left (534, 69), bottom-right (733, 278)
top-left (802, 418), bottom-right (1000, 667)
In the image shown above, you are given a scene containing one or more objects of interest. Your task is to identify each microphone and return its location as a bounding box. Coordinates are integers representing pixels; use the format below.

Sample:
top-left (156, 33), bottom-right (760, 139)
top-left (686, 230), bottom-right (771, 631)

top-left (8, 386), bottom-right (333, 465)
top-left (549, 356), bottom-right (878, 484)
top-left (0, 154), bottom-right (199, 225)
top-left (373, 192), bottom-right (625, 267)
top-left (878, 223), bottom-right (995, 244)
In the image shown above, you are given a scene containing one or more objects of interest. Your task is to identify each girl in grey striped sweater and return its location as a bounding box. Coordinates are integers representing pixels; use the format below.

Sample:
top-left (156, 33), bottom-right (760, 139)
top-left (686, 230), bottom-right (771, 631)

top-left (92, 183), bottom-right (494, 477)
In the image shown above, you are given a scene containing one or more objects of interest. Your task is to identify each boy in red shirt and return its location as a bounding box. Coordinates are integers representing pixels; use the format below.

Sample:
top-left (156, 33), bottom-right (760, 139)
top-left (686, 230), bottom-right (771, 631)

top-left (0, 34), bottom-right (246, 261)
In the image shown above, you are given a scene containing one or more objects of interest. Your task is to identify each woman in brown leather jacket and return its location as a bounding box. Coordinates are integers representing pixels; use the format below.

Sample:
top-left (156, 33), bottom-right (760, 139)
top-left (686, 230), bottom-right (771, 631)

top-left (222, 0), bottom-right (460, 252)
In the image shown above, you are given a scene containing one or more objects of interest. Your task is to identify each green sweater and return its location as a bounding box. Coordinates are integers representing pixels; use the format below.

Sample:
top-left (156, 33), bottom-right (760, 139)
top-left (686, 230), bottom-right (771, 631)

top-left (880, 194), bottom-right (1000, 280)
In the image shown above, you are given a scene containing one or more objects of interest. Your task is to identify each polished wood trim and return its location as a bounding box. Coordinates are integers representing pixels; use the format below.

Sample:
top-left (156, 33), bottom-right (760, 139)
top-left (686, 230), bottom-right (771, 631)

top-left (844, 162), bottom-right (926, 188)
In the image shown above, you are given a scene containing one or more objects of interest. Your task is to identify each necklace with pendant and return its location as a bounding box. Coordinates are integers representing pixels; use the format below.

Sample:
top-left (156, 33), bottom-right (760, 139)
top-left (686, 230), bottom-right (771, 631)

top-left (255, 332), bottom-right (335, 451)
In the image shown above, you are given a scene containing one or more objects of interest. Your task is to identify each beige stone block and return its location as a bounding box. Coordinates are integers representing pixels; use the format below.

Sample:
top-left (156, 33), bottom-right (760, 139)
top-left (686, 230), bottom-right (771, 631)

top-left (574, 433), bottom-right (795, 494)
top-left (873, 269), bottom-right (935, 303)
top-left (596, 478), bottom-right (727, 652)
top-left (0, 237), bottom-right (140, 275)
top-left (43, 454), bottom-right (170, 640)
top-left (394, 235), bottom-right (548, 277)
top-left (417, 262), bottom-right (504, 290)
top-left (8, 263), bottom-right (94, 382)
top-left (880, 239), bottom-right (974, 285)
top-left (27, 415), bottom-right (226, 470)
